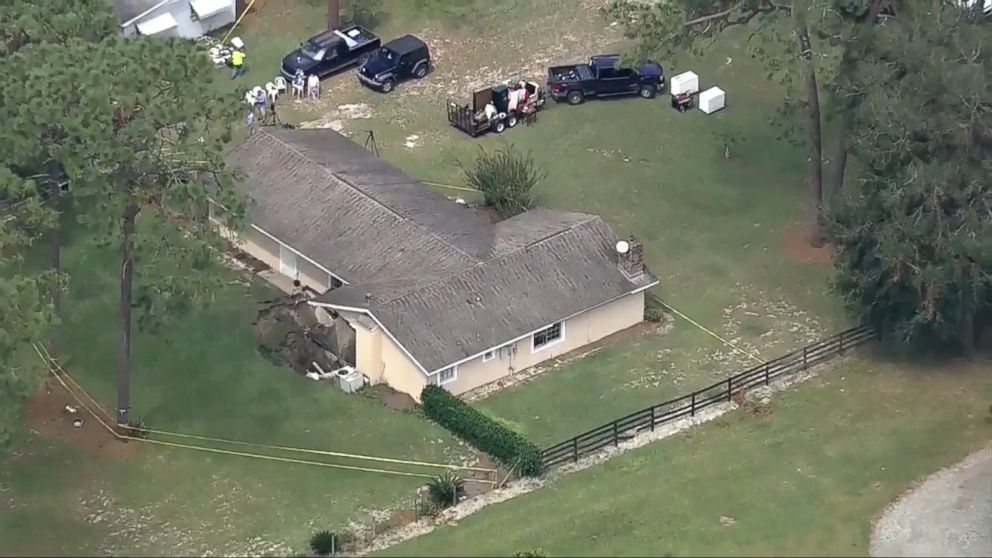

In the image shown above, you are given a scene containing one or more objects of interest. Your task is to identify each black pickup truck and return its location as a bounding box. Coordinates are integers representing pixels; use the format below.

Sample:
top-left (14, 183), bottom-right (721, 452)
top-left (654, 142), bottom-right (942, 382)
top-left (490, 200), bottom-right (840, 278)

top-left (548, 55), bottom-right (665, 105)
top-left (281, 25), bottom-right (381, 80)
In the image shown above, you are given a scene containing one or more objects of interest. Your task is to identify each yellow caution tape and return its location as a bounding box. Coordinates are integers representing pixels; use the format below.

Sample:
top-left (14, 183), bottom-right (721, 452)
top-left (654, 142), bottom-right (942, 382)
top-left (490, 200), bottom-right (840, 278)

top-left (32, 344), bottom-right (496, 482)
top-left (654, 299), bottom-right (764, 364)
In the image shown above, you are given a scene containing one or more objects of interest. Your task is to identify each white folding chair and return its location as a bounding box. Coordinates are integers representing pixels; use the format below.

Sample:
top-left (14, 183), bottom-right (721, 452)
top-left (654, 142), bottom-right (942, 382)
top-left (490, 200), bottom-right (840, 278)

top-left (244, 90), bottom-right (255, 105)
top-left (265, 81), bottom-right (279, 102)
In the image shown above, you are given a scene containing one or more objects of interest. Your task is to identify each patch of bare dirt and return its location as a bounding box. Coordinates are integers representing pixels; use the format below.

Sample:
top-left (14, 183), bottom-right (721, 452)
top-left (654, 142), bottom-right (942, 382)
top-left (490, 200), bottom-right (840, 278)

top-left (24, 384), bottom-right (140, 461)
top-left (782, 224), bottom-right (834, 267)
top-left (298, 102), bottom-right (375, 132)
top-left (401, 14), bottom-right (623, 103)
top-left (368, 385), bottom-right (418, 412)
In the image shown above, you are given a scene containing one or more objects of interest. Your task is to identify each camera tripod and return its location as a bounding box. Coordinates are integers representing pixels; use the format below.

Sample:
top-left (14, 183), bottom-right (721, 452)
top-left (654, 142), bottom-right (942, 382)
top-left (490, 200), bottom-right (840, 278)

top-left (260, 102), bottom-right (282, 127)
top-left (364, 129), bottom-right (380, 157)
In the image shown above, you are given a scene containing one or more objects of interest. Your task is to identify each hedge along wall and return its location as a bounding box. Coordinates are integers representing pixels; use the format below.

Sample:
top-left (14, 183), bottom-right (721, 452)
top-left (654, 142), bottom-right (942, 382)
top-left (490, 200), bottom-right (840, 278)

top-left (421, 385), bottom-right (542, 476)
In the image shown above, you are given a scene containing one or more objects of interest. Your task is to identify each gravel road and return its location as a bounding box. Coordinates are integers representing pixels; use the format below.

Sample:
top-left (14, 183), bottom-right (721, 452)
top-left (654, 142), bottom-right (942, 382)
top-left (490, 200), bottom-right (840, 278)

top-left (871, 448), bottom-right (992, 557)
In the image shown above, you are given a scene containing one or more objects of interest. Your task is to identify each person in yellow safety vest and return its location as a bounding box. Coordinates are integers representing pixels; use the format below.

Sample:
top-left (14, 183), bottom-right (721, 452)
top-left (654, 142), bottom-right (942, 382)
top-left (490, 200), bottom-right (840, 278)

top-left (231, 49), bottom-right (246, 79)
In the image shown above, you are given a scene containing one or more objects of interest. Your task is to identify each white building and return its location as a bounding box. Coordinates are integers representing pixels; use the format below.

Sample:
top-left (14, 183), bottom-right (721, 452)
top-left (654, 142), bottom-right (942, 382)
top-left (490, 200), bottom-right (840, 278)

top-left (113, 0), bottom-right (238, 39)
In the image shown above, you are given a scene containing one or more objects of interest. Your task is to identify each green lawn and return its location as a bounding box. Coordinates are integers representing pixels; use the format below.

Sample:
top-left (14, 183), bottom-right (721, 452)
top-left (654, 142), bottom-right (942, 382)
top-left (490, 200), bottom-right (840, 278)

top-left (221, 0), bottom-right (849, 445)
top-left (382, 356), bottom-right (992, 557)
top-left (1, 1), bottom-right (941, 555)
top-left (0, 213), bottom-right (472, 556)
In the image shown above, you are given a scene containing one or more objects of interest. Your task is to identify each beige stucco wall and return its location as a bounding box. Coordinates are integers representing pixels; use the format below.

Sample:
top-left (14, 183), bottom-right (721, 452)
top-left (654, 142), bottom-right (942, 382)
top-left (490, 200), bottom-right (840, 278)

top-left (344, 290), bottom-right (646, 401)
top-left (338, 310), bottom-right (428, 401)
top-left (380, 332), bottom-right (428, 400)
top-left (439, 290), bottom-right (646, 395)
top-left (210, 208), bottom-right (332, 294)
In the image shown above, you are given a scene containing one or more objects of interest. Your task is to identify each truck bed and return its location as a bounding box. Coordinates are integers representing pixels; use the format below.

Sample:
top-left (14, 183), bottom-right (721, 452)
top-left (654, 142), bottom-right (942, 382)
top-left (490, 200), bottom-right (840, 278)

top-left (548, 64), bottom-right (593, 83)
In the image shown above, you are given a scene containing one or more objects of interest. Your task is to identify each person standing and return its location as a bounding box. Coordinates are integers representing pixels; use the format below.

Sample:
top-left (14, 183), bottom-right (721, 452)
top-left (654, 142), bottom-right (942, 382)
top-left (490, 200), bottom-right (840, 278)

top-left (255, 88), bottom-right (267, 119)
top-left (307, 74), bottom-right (320, 100)
top-left (246, 111), bottom-right (255, 135)
top-left (292, 68), bottom-right (305, 101)
top-left (230, 49), bottom-right (246, 79)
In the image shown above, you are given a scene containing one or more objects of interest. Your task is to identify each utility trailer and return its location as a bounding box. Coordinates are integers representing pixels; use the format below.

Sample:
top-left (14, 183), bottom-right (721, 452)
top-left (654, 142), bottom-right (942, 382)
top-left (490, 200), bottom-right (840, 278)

top-left (447, 79), bottom-right (545, 137)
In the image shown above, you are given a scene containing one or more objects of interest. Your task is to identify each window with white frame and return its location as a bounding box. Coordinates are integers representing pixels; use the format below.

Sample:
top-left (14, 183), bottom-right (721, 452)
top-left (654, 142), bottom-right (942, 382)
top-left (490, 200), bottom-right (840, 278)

top-left (532, 322), bottom-right (563, 351)
top-left (482, 350), bottom-right (496, 362)
top-left (438, 366), bottom-right (457, 385)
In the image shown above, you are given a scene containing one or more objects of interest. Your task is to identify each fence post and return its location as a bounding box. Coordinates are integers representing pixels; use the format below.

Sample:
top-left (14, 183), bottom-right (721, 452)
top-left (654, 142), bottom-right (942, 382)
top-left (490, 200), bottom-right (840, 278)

top-left (613, 420), bottom-right (619, 447)
top-left (572, 437), bottom-right (578, 463)
top-left (691, 392), bottom-right (696, 416)
top-left (764, 361), bottom-right (770, 385)
top-left (802, 345), bottom-right (808, 370)
top-left (650, 405), bottom-right (656, 432)
top-left (727, 377), bottom-right (733, 402)
top-left (838, 330), bottom-right (846, 353)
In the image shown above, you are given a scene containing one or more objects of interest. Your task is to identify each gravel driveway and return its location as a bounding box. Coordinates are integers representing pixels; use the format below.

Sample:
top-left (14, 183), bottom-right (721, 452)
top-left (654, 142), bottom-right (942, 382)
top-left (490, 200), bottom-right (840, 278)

top-left (871, 448), bottom-right (992, 557)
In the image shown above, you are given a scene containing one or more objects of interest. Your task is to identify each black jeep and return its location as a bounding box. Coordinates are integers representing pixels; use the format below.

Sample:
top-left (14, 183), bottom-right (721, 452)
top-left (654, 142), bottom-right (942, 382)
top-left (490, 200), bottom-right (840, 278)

top-left (357, 34), bottom-right (431, 93)
top-left (281, 25), bottom-right (381, 80)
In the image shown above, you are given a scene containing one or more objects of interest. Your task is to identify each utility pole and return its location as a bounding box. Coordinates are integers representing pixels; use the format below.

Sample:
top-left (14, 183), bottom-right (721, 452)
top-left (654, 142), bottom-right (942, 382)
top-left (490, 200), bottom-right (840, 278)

top-left (327, 0), bottom-right (340, 30)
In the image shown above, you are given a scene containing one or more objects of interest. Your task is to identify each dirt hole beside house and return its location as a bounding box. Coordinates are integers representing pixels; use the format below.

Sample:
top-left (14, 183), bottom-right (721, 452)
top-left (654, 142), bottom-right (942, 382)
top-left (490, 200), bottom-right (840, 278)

top-left (252, 298), bottom-right (349, 375)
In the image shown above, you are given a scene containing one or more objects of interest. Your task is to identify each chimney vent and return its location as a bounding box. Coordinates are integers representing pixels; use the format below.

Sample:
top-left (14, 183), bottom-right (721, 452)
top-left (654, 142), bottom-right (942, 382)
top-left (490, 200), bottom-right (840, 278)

top-left (617, 236), bottom-right (644, 279)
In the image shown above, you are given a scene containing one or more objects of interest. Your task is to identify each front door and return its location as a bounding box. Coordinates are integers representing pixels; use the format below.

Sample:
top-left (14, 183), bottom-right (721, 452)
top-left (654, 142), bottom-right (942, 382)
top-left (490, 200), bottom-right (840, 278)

top-left (278, 244), bottom-right (298, 279)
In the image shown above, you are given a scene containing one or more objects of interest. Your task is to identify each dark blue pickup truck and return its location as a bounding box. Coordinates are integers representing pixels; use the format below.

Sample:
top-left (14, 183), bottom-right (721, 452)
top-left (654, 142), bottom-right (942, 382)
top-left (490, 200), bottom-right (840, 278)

top-left (281, 26), bottom-right (381, 80)
top-left (547, 55), bottom-right (665, 105)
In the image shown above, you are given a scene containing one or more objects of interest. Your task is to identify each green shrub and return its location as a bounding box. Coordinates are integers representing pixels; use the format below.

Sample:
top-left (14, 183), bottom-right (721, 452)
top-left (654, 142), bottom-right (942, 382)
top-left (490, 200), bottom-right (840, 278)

top-left (427, 471), bottom-right (465, 508)
top-left (309, 530), bottom-right (336, 556)
top-left (644, 293), bottom-right (666, 323)
top-left (645, 306), bottom-right (665, 323)
top-left (460, 145), bottom-right (545, 219)
top-left (416, 497), bottom-right (437, 518)
top-left (421, 385), bottom-right (542, 476)
top-left (125, 417), bottom-right (150, 439)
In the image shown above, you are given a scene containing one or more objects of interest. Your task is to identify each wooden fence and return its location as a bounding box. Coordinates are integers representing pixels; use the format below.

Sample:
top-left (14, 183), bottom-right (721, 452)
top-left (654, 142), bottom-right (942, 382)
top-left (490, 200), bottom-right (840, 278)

top-left (540, 325), bottom-right (876, 469)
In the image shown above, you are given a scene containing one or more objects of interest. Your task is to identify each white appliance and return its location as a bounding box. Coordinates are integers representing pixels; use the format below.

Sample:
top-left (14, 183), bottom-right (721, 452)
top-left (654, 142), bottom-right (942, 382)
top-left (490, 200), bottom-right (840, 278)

top-left (670, 71), bottom-right (700, 96)
top-left (699, 87), bottom-right (726, 114)
top-left (336, 366), bottom-right (364, 394)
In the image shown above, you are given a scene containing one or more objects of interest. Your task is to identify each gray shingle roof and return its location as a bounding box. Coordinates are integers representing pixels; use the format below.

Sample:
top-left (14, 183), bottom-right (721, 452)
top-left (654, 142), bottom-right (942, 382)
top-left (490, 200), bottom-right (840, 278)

top-left (227, 129), bottom-right (485, 285)
top-left (231, 129), bottom-right (656, 374)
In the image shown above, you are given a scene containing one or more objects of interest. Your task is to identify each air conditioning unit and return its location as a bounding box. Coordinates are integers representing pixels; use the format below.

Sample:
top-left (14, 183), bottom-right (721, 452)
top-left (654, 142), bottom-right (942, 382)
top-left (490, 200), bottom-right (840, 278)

top-left (335, 366), bottom-right (364, 394)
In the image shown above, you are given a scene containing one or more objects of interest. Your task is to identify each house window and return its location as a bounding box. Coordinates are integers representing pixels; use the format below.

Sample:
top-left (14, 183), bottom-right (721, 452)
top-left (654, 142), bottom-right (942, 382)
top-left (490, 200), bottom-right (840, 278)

top-left (532, 322), bottom-right (564, 352)
top-left (482, 350), bottom-right (495, 362)
top-left (438, 366), bottom-right (457, 385)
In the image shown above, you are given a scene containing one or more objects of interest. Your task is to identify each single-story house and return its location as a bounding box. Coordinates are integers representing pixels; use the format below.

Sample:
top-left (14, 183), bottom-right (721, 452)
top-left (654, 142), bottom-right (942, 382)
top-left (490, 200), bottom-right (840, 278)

top-left (112, 0), bottom-right (238, 38)
top-left (219, 128), bottom-right (658, 400)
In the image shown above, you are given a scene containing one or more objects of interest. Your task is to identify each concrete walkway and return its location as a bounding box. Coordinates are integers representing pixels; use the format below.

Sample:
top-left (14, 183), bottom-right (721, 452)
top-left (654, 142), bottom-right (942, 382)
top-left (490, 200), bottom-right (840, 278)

top-left (871, 448), bottom-right (992, 557)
